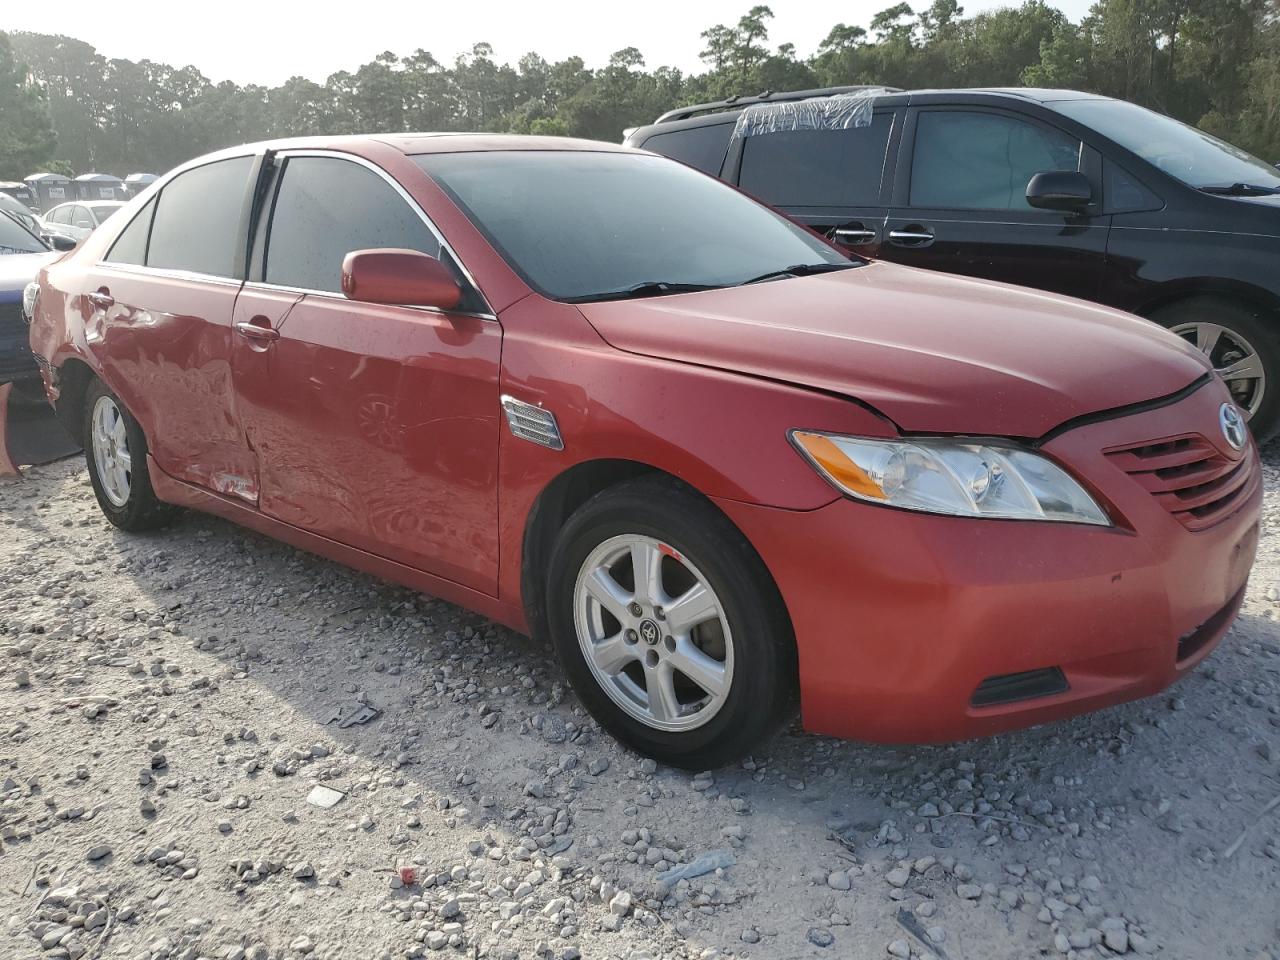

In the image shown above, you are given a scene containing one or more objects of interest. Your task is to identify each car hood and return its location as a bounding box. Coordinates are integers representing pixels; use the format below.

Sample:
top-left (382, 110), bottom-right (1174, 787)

top-left (576, 261), bottom-right (1211, 437)
top-left (0, 251), bottom-right (57, 297)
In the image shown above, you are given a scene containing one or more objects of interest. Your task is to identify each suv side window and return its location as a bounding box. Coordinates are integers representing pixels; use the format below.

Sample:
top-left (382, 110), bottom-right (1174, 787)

top-left (105, 197), bottom-right (157, 265)
top-left (640, 123), bottom-right (735, 176)
top-left (148, 156), bottom-right (254, 277)
top-left (737, 112), bottom-right (894, 207)
top-left (910, 110), bottom-right (1081, 211)
top-left (265, 156), bottom-right (443, 294)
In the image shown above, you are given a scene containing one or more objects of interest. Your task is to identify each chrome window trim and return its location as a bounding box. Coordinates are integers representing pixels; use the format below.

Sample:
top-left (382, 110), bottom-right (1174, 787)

top-left (238, 279), bottom-right (497, 322)
top-left (90, 148), bottom-right (498, 319)
top-left (95, 261), bottom-right (244, 289)
top-left (263, 148), bottom-right (495, 317)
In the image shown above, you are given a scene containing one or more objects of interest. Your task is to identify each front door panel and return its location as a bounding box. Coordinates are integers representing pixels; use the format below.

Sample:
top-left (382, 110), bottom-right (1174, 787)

top-left (879, 208), bottom-right (1111, 299)
top-left (880, 106), bottom-right (1111, 301)
top-left (231, 295), bottom-right (503, 594)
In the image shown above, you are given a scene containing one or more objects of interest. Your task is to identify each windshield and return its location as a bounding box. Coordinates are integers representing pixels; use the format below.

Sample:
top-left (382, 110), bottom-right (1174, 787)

top-left (0, 210), bottom-right (45, 255)
top-left (0, 196), bottom-right (41, 236)
top-left (89, 203), bottom-right (120, 221)
top-left (415, 150), bottom-right (849, 301)
top-left (1054, 99), bottom-right (1280, 190)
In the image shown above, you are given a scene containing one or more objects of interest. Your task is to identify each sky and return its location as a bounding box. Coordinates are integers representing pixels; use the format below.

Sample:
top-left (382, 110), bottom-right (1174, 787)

top-left (2, 0), bottom-right (1095, 88)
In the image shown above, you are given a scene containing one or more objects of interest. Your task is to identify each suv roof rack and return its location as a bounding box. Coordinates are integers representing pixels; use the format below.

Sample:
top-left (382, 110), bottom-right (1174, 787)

top-left (653, 85), bottom-right (902, 124)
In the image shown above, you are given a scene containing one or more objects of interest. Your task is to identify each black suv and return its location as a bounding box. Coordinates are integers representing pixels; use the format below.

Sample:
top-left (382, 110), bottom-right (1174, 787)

top-left (625, 86), bottom-right (1280, 438)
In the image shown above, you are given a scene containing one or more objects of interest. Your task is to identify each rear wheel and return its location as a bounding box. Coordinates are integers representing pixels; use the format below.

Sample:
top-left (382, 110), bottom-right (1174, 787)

top-left (546, 476), bottom-right (796, 768)
top-left (1151, 297), bottom-right (1280, 440)
top-left (83, 378), bottom-right (177, 531)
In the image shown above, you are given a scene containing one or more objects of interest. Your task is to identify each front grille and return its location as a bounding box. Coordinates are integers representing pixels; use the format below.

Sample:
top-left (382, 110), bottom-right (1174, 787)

top-left (0, 301), bottom-right (37, 382)
top-left (1104, 433), bottom-right (1256, 532)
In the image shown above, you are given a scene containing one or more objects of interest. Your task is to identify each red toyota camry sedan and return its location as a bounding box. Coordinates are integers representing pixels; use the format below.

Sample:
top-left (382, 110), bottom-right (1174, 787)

top-left (27, 135), bottom-right (1260, 767)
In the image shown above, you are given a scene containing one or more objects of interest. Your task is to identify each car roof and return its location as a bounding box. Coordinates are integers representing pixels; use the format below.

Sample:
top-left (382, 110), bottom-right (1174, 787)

top-left (375, 133), bottom-right (633, 155)
top-left (200, 132), bottom-right (634, 160)
top-left (628, 87), bottom-right (1115, 139)
top-left (922, 87), bottom-right (1111, 103)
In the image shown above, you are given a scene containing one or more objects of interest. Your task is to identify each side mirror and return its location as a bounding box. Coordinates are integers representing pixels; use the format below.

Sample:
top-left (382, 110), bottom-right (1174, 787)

top-left (1026, 171), bottom-right (1092, 213)
top-left (46, 233), bottom-right (77, 251)
top-left (341, 248), bottom-right (462, 310)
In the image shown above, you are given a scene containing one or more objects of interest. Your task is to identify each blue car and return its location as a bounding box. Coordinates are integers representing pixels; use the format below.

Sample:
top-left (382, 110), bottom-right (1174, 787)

top-left (0, 211), bottom-right (62, 396)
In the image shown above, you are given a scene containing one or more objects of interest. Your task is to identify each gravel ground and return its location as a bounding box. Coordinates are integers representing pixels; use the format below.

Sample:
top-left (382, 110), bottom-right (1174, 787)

top-left (3, 449), bottom-right (1280, 960)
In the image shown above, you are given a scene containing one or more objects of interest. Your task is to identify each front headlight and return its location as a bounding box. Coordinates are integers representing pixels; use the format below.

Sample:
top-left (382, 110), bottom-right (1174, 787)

top-left (21, 281), bottom-right (39, 323)
top-left (791, 430), bottom-right (1110, 526)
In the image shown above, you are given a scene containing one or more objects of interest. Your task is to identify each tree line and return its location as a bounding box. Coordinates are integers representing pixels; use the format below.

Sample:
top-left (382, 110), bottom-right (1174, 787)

top-left (1, 0), bottom-right (1279, 181)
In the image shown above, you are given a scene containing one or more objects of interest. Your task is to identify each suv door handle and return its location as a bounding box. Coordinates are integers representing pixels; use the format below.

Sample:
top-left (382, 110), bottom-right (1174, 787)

top-left (85, 289), bottom-right (114, 310)
top-left (833, 225), bottom-right (877, 245)
top-left (234, 319), bottom-right (280, 343)
top-left (888, 226), bottom-right (935, 247)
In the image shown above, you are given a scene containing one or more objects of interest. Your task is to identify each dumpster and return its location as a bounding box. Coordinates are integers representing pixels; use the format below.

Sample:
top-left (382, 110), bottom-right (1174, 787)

top-left (122, 172), bottom-right (158, 199)
top-left (74, 173), bottom-right (127, 202)
top-left (0, 181), bottom-right (38, 211)
top-left (23, 173), bottom-right (73, 213)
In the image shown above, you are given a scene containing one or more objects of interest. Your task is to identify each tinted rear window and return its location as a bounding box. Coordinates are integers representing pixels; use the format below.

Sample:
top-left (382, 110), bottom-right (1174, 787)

top-left (639, 123), bottom-right (734, 176)
top-left (106, 198), bottom-right (156, 265)
top-left (148, 157), bottom-right (253, 277)
top-left (738, 113), bottom-right (893, 206)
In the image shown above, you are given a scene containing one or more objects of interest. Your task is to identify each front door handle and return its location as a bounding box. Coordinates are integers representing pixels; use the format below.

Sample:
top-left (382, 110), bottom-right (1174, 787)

top-left (888, 225), bottom-right (935, 247)
top-left (234, 319), bottom-right (280, 343)
top-left (85, 289), bottom-right (114, 310)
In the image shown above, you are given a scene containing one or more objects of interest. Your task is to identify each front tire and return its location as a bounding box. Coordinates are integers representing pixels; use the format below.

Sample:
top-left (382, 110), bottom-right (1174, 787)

top-left (1151, 296), bottom-right (1280, 441)
top-left (83, 378), bottom-right (176, 531)
top-left (546, 476), bottom-right (796, 768)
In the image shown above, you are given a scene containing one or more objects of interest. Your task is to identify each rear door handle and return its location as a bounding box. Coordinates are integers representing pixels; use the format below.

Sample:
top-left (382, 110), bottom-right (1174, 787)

top-left (234, 320), bottom-right (280, 343)
top-left (833, 225), bottom-right (877, 245)
top-left (85, 289), bottom-right (114, 309)
top-left (888, 226), bottom-right (935, 247)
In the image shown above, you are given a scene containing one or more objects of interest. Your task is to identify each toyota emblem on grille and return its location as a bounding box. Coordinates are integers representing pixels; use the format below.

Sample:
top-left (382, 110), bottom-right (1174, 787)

top-left (1220, 402), bottom-right (1247, 451)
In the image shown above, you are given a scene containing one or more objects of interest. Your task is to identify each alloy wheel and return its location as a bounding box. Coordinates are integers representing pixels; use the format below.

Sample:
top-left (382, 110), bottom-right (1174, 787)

top-left (1170, 321), bottom-right (1266, 418)
top-left (573, 534), bottom-right (734, 732)
top-left (91, 394), bottom-right (132, 507)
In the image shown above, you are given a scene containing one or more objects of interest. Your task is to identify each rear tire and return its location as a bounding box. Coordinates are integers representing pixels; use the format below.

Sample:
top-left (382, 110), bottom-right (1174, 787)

top-left (1150, 296), bottom-right (1280, 441)
top-left (546, 476), bottom-right (797, 769)
top-left (83, 378), bottom-right (177, 531)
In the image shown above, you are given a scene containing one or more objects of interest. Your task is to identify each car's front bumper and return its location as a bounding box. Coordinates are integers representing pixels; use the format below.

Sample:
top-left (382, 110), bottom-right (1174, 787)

top-left (717, 378), bottom-right (1261, 743)
top-left (1, 298), bottom-right (38, 384)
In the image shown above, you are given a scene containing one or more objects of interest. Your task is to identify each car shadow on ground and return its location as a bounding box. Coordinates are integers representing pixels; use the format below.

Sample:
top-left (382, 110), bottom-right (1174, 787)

top-left (9, 453), bottom-right (1279, 956)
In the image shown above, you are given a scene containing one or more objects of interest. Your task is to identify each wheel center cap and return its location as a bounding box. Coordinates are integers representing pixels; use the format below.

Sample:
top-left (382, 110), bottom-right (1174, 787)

top-left (638, 619), bottom-right (661, 645)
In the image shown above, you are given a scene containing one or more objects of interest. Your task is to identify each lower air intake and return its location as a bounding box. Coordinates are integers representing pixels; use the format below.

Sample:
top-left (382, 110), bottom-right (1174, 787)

top-left (971, 667), bottom-right (1069, 708)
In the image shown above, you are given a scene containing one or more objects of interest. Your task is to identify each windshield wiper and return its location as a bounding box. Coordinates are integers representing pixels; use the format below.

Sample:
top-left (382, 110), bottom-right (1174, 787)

top-left (739, 262), bottom-right (859, 285)
top-left (1198, 182), bottom-right (1280, 196)
top-left (565, 281), bottom-right (721, 303)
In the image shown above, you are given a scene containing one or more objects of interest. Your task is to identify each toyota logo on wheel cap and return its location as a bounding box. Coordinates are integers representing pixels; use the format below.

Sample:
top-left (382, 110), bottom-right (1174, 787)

top-left (1220, 402), bottom-right (1247, 451)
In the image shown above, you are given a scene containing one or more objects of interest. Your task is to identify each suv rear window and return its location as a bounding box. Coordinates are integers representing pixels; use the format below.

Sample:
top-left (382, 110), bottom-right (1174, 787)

top-left (738, 113), bottom-right (893, 207)
top-left (639, 123), bottom-right (734, 176)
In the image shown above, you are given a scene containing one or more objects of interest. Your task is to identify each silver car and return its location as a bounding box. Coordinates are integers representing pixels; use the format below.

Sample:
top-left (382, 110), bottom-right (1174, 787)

top-left (42, 201), bottom-right (125, 242)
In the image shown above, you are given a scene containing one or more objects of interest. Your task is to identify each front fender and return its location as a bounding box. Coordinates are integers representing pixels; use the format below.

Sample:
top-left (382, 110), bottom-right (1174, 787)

top-left (493, 296), bottom-right (896, 612)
